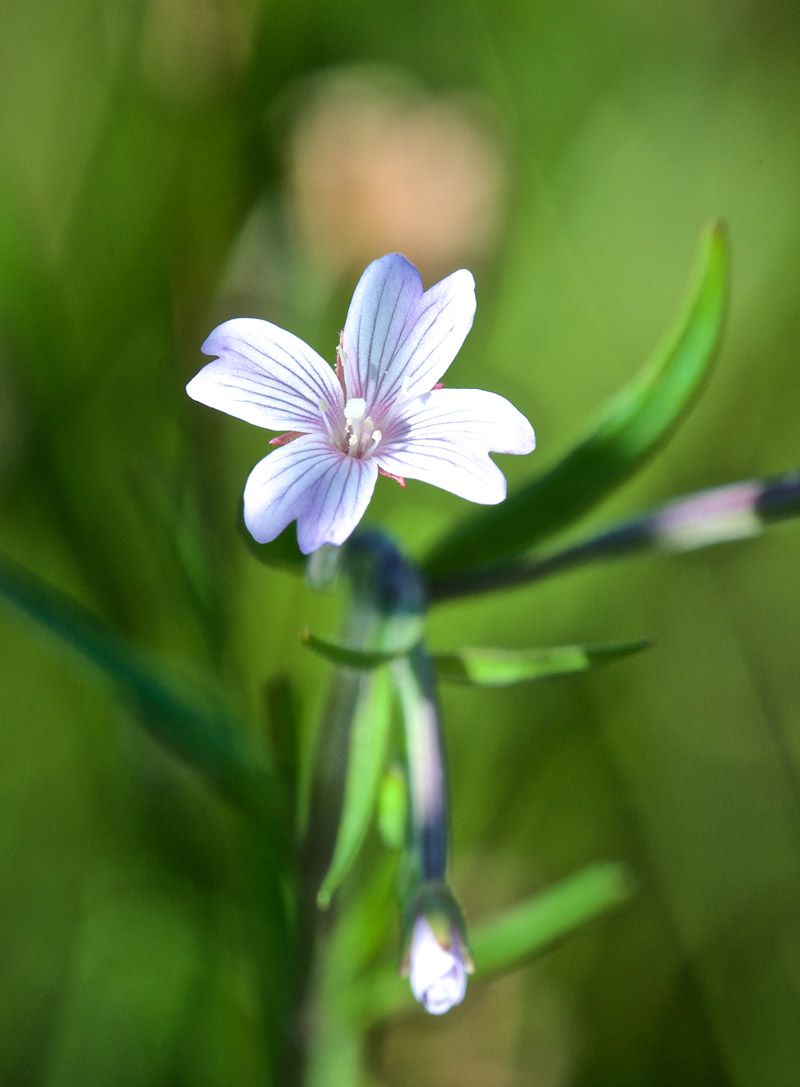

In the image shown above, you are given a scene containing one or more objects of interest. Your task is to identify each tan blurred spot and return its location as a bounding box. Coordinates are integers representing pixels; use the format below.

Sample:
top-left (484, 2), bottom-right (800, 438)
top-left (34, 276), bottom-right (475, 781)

top-left (287, 71), bottom-right (507, 279)
top-left (140, 0), bottom-right (257, 106)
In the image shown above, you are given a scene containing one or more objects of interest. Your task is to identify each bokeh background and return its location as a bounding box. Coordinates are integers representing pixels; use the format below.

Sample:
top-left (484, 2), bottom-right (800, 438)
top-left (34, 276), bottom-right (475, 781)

top-left (2, 1), bottom-right (799, 1084)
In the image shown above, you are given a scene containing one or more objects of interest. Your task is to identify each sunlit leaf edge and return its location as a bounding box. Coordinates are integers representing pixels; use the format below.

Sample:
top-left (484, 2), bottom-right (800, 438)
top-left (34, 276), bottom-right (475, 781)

top-left (424, 221), bottom-right (730, 584)
top-left (433, 639), bottom-right (651, 686)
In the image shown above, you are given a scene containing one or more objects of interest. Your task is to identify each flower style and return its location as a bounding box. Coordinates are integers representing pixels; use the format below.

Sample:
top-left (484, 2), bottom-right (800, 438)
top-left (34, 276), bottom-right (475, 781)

top-left (187, 254), bottom-right (535, 554)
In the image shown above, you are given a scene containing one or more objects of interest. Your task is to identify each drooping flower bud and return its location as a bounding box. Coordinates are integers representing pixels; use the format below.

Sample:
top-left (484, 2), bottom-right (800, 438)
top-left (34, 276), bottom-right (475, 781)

top-left (401, 881), bottom-right (473, 1015)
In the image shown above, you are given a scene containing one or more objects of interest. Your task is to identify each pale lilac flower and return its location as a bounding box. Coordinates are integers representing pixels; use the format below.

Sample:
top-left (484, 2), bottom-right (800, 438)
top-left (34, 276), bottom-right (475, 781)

top-left (407, 912), bottom-right (469, 1015)
top-left (187, 254), bottom-right (535, 554)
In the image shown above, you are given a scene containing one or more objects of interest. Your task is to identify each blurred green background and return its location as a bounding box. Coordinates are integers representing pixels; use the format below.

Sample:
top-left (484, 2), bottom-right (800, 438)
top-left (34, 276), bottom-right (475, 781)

top-left (1, 0), bottom-right (799, 1084)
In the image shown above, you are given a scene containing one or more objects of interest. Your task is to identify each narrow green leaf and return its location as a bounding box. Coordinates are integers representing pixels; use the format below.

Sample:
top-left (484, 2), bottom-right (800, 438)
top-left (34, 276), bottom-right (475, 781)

top-left (425, 221), bottom-right (730, 584)
top-left (45, 889), bottom-right (199, 1087)
top-left (471, 862), bottom-right (634, 976)
top-left (317, 668), bottom-right (394, 908)
top-left (433, 640), bottom-right (651, 686)
top-left (301, 628), bottom-right (421, 670)
top-left (0, 554), bottom-right (270, 817)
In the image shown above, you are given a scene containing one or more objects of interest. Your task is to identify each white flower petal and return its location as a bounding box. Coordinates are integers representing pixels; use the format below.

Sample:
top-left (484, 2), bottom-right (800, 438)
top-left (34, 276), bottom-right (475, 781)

top-left (188, 318), bottom-right (344, 433)
top-left (342, 254), bottom-right (476, 419)
top-left (408, 916), bottom-right (467, 1016)
top-left (375, 387), bottom-right (535, 504)
top-left (394, 387), bottom-right (536, 453)
top-left (243, 433), bottom-right (378, 553)
top-left (377, 440), bottom-right (506, 504)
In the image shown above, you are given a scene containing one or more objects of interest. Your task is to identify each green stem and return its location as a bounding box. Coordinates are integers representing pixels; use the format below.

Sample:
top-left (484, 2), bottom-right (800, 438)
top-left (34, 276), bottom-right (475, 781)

top-left (393, 645), bottom-right (449, 883)
top-left (431, 468), bottom-right (800, 604)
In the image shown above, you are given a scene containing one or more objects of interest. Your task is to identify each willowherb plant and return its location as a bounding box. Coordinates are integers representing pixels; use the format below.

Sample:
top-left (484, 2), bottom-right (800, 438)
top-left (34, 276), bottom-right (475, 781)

top-left (3, 221), bottom-right (799, 1074)
top-left (181, 222), bottom-right (796, 1019)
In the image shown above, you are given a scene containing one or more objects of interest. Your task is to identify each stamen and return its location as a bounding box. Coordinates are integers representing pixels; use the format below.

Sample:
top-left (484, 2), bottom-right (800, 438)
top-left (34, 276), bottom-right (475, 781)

top-left (336, 330), bottom-right (347, 396)
top-left (319, 399), bottom-right (335, 441)
top-left (341, 397), bottom-right (383, 459)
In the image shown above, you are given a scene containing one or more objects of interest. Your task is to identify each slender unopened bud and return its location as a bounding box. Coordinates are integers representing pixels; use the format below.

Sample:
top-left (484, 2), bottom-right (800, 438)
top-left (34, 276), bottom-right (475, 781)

top-left (401, 881), bottom-right (473, 1015)
top-left (655, 481), bottom-right (763, 551)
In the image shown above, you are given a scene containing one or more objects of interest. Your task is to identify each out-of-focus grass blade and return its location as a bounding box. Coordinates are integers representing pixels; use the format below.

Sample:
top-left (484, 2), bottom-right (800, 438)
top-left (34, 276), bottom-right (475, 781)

top-left (0, 554), bottom-right (271, 817)
top-left (46, 886), bottom-right (199, 1087)
top-left (433, 640), bottom-right (651, 686)
top-left (470, 861), bottom-right (633, 977)
top-left (301, 628), bottom-right (421, 670)
top-left (317, 668), bottom-right (393, 908)
top-left (425, 222), bottom-right (729, 584)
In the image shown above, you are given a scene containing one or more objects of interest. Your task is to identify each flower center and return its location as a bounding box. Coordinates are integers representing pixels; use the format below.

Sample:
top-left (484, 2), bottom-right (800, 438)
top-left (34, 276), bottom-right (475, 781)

top-left (321, 396), bottom-right (382, 458)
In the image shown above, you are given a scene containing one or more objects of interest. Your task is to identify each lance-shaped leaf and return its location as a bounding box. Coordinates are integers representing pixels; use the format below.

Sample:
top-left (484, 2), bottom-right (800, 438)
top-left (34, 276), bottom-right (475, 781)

top-left (433, 640), bottom-right (651, 687)
top-left (301, 628), bottom-right (421, 670)
top-left (317, 667), bottom-right (394, 908)
top-left (425, 221), bottom-right (729, 585)
top-left (0, 554), bottom-right (270, 818)
top-left (470, 861), bottom-right (633, 977)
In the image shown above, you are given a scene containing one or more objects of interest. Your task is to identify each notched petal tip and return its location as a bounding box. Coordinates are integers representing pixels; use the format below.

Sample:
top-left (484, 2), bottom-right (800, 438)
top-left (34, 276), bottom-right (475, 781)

top-left (443, 265), bottom-right (476, 299)
top-left (243, 435), bottom-right (379, 555)
top-left (188, 317), bottom-right (344, 433)
top-left (342, 254), bottom-right (478, 415)
top-left (500, 415), bottom-right (535, 456)
top-left (200, 318), bottom-right (239, 357)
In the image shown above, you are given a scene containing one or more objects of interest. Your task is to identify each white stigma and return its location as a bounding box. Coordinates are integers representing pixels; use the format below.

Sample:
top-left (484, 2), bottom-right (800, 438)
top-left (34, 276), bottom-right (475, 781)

top-left (344, 397), bottom-right (367, 422)
top-left (341, 397), bottom-right (381, 458)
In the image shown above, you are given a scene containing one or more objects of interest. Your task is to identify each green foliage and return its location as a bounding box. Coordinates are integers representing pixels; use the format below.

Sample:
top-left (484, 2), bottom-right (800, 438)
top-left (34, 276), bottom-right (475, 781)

top-left (432, 640), bottom-right (651, 686)
top-left (377, 765), bottom-right (408, 852)
top-left (317, 668), bottom-right (393, 907)
top-left (425, 222), bottom-right (729, 583)
top-left (304, 629), bottom-right (651, 685)
top-left (470, 862), bottom-right (634, 976)
top-left (1, 2), bottom-right (799, 1086)
top-left (0, 554), bottom-right (270, 817)
top-left (301, 628), bottom-right (420, 670)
